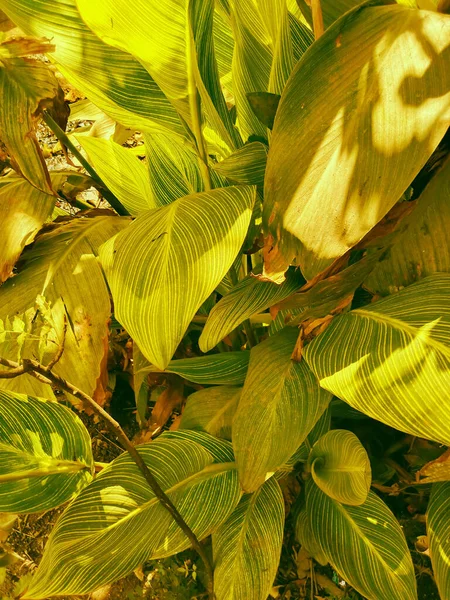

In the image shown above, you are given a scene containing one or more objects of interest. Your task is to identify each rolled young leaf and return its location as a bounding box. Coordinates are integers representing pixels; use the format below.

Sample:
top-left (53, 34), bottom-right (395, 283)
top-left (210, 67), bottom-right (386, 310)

top-left (233, 327), bottom-right (332, 492)
top-left (263, 2), bottom-right (450, 281)
top-left (0, 389), bottom-right (93, 513)
top-left (427, 482), bottom-right (450, 600)
top-left (304, 273), bottom-right (450, 446)
top-left (307, 429), bottom-right (371, 505)
top-left (100, 185), bottom-right (256, 370)
top-left (23, 432), bottom-right (241, 599)
top-left (213, 477), bottom-right (284, 600)
top-left (307, 482), bottom-right (417, 600)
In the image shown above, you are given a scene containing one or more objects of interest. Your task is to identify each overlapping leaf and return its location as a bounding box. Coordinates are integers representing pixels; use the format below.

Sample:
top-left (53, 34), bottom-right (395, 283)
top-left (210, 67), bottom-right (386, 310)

top-left (100, 185), bottom-right (256, 370)
top-left (427, 482), bottom-right (450, 600)
top-left (213, 477), bottom-right (284, 600)
top-left (23, 432), bottom-right (241, 599)
top-left (212, 142), bottom-right (268, 186)
top-left (264, 3), bottom-right (450, 281)
top-left (200, 267), bottom-right (303, 352)
top-left (366, 154), bottom-right (450, 295)
top-left (307, 482), bottom-right (417, 600)
top-left (166, 353), bottom-right (250, 385)
top-left (305, 273), bottom-right (450, 445)
top-left (180, 385), bottom-right (241, 440)
top-left (0, 390), bottom-right (93, 513)
top-left (0, 212), bottom-right (130, 403)
top-left (233, 327), bottom-right (331, 492)
top-left (295, 507), bottom-right (327, 565)
top-left (77, 136), bottom-right (155, 215)
top-left (287, 407), bottom-right (331, 465)
top-left (0, 0), bottom-right (183, 135)
top-left (308, 429), bottom-right (371, 505)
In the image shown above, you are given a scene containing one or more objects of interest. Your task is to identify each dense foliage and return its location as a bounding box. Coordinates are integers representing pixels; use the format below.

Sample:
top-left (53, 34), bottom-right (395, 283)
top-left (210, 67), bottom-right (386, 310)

top-left (0, 0), bottom-right (450, 599)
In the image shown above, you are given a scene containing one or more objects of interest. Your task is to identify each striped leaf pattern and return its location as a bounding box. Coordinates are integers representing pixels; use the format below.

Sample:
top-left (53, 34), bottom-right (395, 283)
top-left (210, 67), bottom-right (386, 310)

top-left (308, 430), bottom-right (371, 505)
top-left (233, 327), bottom-right (332, 492)
top-left (427, 482), bottom-right (450, 600)
top-left (213, 477), bottom-right (284, 600)
top-left (264, 3), bottom-right (450, 280)
top-left (23, 432), bottom-right (241, 599)
top-left (212, 142), bottom-right (268, 187)
top-left (77, 136), bottom-right (155, 215)
top-left (295, 507), bottom-right (327, 565)
top-left (0, 390), bottom-right (93, 514)
top-left (307, 482), bottom-right (417, 600)
top-left (0, 0), bottom-right (183, 135)
top-left (100, 185), bottom-right (256, 370)
top-left (366, 154), bottom-right (450, 296)
top-left (200, 267), bottom-right (303, 352)
top-left (180, 385), bottom-right (242, 440)
top-left (304, 273), bottom-right (450, 446)
top-left (287, 407), bottom-right (331, 465)
top-left (166, 353), bottom-right (250, 385)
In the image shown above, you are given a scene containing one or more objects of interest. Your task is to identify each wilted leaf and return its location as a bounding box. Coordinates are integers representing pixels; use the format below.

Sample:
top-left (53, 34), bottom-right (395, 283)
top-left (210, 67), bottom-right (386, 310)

top-left (213, 477), bottom-right (284, 600)
top-left (264, 3), bottom-right (450, 280)
top-left (0, 389), bottom-right (93, 513)
top-left (100, 185), bottom-right (256, 369)
top-left (418, 449), bottom-right (450, 483)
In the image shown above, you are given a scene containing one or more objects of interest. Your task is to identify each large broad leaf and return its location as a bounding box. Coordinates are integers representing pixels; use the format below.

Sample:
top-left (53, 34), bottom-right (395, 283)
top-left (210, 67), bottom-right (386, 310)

top-left (0, 0), bottom-right (183, 135)
top-left (308, 429), bottom-right (371, 505)
top-left (233, 327), bottom-right (331, 492)
top-left (366, 154), bottom-right (450, 295)
top-left (100, 185), bottom-right (256, 370)
top-left (287, 406), bottom-right (331, 465)
top-left (295, 506), bottom-right (328, 565)
top-left (0, 389), bottom-right (93, 513)
top-left (0, 40), bottom-right (56, 194)
top-left (200, 266), bottom-right (304, 352)
top-left (212, 141), bottom-right (268, 186)
top-left (263, 3), bottom-right (450, 281)
top-left (0, 212), bottom-right (130, 403)
top-left (23, 432), bottom-right (241, 599)
top-left (77, 137), bottom-right (155, 215)
top-left (305, 273), bottom-right (450, 446)
top-left (307, 482), bottom-right (417, 600)
top-left (0, 175), bottom-right (55, 282)
top-left (213, 477), bottom-right (284, 600)
top-left (180, 385), bottom-right (241, 440)
top-left (76, 0), bottom-right (238, 150)
top-left (166, 353), bottom-right (250, 385)
top-left (427, 482), bottom-right (450, 600)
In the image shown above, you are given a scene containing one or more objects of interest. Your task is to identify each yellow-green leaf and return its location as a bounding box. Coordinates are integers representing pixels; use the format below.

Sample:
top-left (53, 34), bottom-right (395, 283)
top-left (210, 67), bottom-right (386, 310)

top-left (307, 482), bottom-right (417, 600)
top-left (213, 477), bottom-right (284, 600)
top-left (233, 327), bottom-right (331, 492)
top-left (304, 273), bottom-right (450, 446)
top-left (308, 429), bottom-right (371, 505)
top-left (23, 432), bottom-right (240, 599)
top-left (0, 389), bottom-right (93, 513)
top-left (427, 482), bottom-right (450, 600)
top-left (212, 141), bottom-right (268, 186)
top-left (264, 3), bottom-right (450, 281)
top-left (100, 185), bottom-right (256, 370)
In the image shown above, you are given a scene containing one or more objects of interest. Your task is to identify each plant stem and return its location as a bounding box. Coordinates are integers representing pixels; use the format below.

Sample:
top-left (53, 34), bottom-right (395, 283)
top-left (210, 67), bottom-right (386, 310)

top-left (42, 111), bottom-right (129, 217)
top-left (189, 88), bottom-right (212, 191)
top-left (310, 0), bottom-right (324, 40)
top-left (0, 355), bottom-right (214, 597)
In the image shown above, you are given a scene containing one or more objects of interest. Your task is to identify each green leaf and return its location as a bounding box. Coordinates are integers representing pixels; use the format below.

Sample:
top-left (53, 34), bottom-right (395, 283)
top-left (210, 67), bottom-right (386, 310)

top-left (264, 3), bottom-right (450, 281)
top-left (233, 327), bottom-right (331, 492)
top-left (0, 389), bottom-right (93, 513)
top-left (0, 175), bottom-right (55, 283)
top-left (212, 142), bottom-right (268, 186)
top-left (0, 45), bottom-right (56, 193)
top-left (76, 136), bottom-right (155, 215)
top-left (287, 406), bottom-right (331, 464)
top-left (200, 267), bottom-right (303, 352)
top-left (295, 506), bottom-right (327, 565)
top-left (166, 353), bottom-right (250, 385)
top-left (304, 273), bottom-right (450, 446)
top-left (0, 0), bottom-right (183, 136)
top-left (297, 0), bottom-right (365, 29)
top-left (0, 212), bottom-right (130, 402)
top-left (179, 385), bottom-right (241, 440)
top-left (23, 432), bottom-right (241, 599)
top-left (100, 185), bottom-right (256, 370)
top-left (307, 482), bottom-right (417, 600)
top-left (213, 477), bottom-right (284, 600)
top-left (246, 92), bottom-right (281, 130)
top-left (427, 482), bottom-right (450, 600)
top-left (366, 154), bottom-right (450, 295)
top-left (308, 429), bottom-right (371, 505)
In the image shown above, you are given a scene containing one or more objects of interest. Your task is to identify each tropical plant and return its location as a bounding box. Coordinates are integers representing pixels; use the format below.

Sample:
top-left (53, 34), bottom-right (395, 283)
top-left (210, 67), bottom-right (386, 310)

top-left (0, 0), bottom-right (449, 599)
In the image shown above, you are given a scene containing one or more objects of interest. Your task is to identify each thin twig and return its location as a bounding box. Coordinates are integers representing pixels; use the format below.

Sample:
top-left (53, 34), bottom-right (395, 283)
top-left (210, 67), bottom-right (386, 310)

top-left (42, 111), bottom-right (129, 217)
top-left (0, 355), bottom-right (215, 598)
